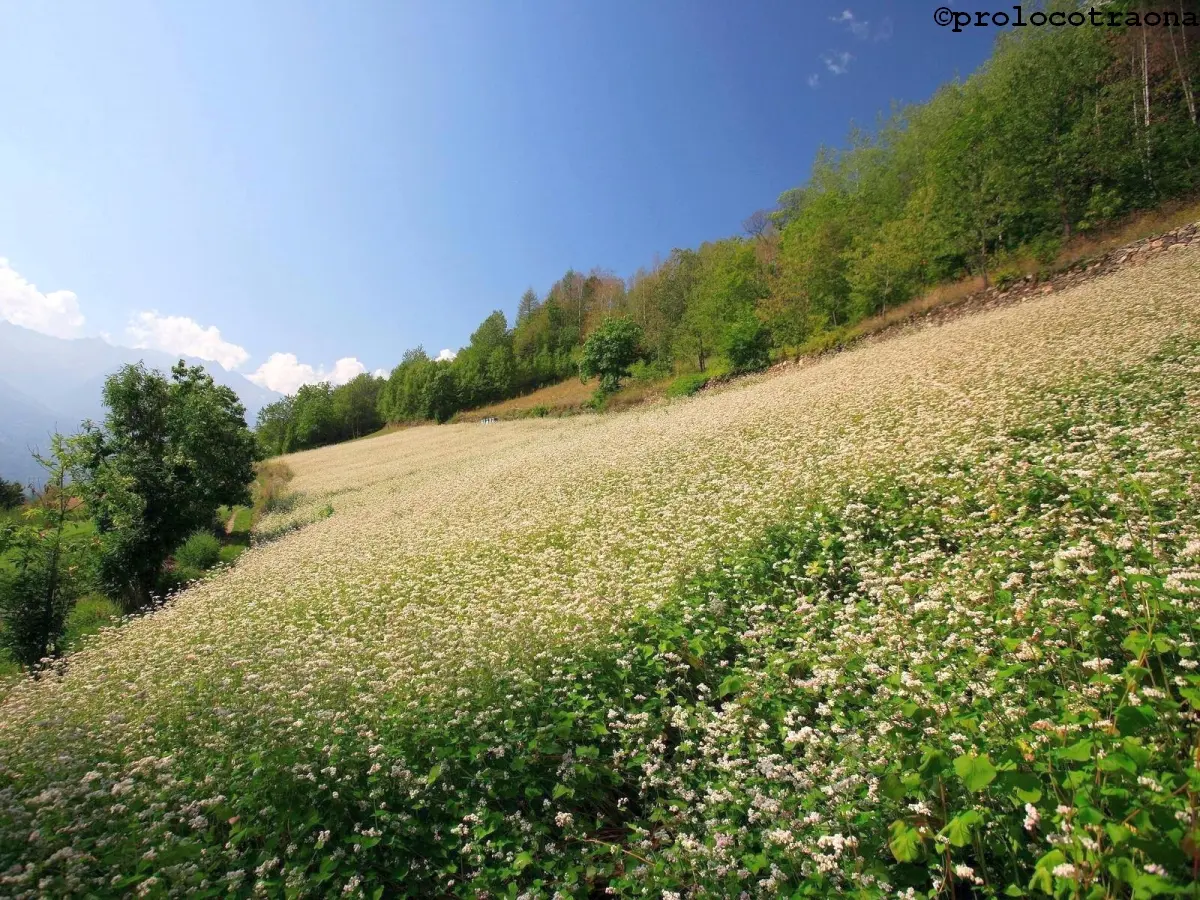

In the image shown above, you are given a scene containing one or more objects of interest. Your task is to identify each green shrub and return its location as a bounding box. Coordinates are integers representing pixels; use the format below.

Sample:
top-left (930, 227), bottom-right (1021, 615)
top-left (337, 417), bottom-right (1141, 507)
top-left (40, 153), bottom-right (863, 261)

top-left (157, 564), bottom-right (203, 596)
top-left (1028, 233), bottom-right (1063, 265)
top-left (993, 265), bottom-right (1022, 291)
top-left (628, 358), bottom-right (672, 383)
top-left (0, 545), bottom-right (78, 668)
top-left (797, 326), bottom-right (851, 356)
top-left (666, 372), bottom-right (710, 398)
top-left (218, 544), bottom-right (245, 566)
top-left (63, 595), bottom-right (120, 646)
top-left (722, 315), bottom-right (772, 374)
top-left (173, 531), bottom-right (221, 571)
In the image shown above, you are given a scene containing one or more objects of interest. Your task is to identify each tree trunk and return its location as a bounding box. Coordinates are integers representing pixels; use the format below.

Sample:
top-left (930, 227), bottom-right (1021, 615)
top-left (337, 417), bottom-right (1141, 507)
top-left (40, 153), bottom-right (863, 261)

top-left (979, 229), bottom-right (990, 289)
top-left (1168, 21), bottom-right (1197, 125)
top-left (1142, 15), bottom-right (1152, 131)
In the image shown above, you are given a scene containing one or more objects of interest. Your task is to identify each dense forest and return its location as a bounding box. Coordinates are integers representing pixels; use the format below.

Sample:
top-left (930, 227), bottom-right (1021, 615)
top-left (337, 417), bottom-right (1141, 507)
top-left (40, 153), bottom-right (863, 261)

top-left (256, 4), bottom-right (1200, 456)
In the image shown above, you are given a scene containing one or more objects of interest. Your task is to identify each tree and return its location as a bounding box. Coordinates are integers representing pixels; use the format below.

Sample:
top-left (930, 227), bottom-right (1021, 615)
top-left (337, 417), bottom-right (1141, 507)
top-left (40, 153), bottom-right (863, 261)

top-left (332, 373), bottom-right (383, 439)
top-left (66, 361), bottom-right (258, 610)
top-left (425, 364), bottom-right (459, 424)
top-left (0, 477), bottom-right (24, 510)
top-left (722, 313), bottom-right (772, 374)
top-left (255, 396), bottom-right (296, 457)
top-left (579, 317), bottom-right (644, 395)
top-left (291, 383), bottom-right (338, 448)
top-left (0, 446), bottom-right (81, 668)
top-left (516, 287), bottom-right (540, 324)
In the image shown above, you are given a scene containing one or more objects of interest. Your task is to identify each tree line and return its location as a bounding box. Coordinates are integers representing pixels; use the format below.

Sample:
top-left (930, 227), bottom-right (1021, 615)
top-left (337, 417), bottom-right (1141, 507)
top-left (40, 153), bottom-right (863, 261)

top-left (251, 3), bottom-right (1200, 457)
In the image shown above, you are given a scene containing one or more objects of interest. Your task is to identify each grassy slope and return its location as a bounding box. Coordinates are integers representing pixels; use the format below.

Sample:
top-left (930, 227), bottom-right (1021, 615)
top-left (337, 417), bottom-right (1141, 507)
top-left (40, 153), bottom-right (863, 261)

top-left (1, 248), bottom-right (1199, 897)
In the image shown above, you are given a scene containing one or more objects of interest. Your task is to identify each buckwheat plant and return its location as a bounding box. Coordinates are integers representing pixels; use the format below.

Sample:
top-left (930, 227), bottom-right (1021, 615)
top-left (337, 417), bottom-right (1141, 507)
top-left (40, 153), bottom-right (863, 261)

top-left (1, 249), bottom-right (1198, 897)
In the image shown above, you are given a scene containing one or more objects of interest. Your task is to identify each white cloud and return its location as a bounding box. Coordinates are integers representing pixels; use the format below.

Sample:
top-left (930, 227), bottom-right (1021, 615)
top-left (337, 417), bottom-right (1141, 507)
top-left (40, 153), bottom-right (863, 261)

top-left (247, 352), bottom-right (367, 395)
top-left (821, 51), bottom-right (854, 75)
top-left (807, 73), bottom-right (820, 89)
top-left (372, 367), bottom-right (387, 378)
top-left (0, 257), bottom-right (85, 338)
top-left (126, 310), bottom-right (249, 371)
top-left (435, 348), bottom-right (457, 362)
top-left (830, 9), bottom-right (891, 41)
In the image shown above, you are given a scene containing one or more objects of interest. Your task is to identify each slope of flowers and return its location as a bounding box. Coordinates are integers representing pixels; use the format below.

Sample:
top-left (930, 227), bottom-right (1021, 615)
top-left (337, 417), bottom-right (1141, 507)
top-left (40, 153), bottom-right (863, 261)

top-left (0, 249), bottom-right (1198, 897)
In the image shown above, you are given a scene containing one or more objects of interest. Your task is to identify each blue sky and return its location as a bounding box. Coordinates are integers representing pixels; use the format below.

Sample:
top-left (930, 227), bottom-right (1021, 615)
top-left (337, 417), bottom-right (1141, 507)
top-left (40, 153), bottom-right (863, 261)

top-left (0, 1), bottom-right (996, 394)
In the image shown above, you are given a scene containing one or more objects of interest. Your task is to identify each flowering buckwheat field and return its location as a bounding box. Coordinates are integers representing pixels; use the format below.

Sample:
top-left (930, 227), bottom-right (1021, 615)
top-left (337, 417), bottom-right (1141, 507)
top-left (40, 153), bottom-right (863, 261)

top-left (3, 249), bottom-right (1200, 898)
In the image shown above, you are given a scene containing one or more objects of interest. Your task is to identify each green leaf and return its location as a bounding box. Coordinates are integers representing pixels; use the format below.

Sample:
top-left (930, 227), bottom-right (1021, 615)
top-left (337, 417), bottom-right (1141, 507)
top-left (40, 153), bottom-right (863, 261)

top-left (425, 763), bottom-right (443, 785)
top-left (881, 773), bottom-right (907, 801)
top-left (1107, 856), bottom-right (1138, 884)
top-left (1115, 704), bottom-right (1155, 736)
top-left (1098, 753), bottom-right (1136, 774)
top-left (954, 752), bottom-right (997, 792)
top-left (887, 820), bottom-right (922, 862)
top-left (1122, 631), bottom-right (1149, 656)
top-left (1029, 850), bottom-right (1066, 895)
top-left (1057, 739), bottom-right (1093, 762)
top-left (1105, 822), bottom-right (1132, 845)
top-left (742, 853), bottom-right (768, 874)
top-left (943, 809), bottom-right (983, 847)
top-left (718, 674), bottom-right (746, 697)
top-left (919, 748), bottom-right (950, 776)
top-left (513, 851), bottom-right (534, 872)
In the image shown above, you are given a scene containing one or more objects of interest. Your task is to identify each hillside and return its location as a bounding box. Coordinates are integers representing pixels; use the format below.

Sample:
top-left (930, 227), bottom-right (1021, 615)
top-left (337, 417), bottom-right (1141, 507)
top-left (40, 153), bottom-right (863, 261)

top-left (2, 246), bottom-right (1200, 896)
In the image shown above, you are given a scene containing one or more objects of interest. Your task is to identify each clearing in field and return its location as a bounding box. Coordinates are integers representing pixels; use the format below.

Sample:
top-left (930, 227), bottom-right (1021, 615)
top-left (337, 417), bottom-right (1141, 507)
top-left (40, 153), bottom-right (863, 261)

top-left (2, 247), bottom-right (1200, 897)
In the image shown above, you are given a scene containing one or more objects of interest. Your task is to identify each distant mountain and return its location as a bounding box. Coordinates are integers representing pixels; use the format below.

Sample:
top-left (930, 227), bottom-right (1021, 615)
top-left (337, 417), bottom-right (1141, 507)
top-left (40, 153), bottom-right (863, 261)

top-left (0, 321), bottom-right (281, 487)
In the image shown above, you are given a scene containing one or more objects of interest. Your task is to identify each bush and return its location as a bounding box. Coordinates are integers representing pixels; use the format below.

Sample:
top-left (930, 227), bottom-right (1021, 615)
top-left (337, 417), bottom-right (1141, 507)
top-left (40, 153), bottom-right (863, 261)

top-left (174, 531), bottom-right (221, 571)
top-left (722, 315), bottom-right (772, 374)
top-left (156, 565), bottom-right (204, 596)
top-left (0, 551), bottom-right (78, 668)
top-left (627, 358), bottom-right (672, 383)
top-left (0, 478), bottom-right (24, 511)
top-left (993, 265), bottom-right (1022, 291)
top-left (218, 544), bottom-right (246, 566)
top-left (64, 595), bottom-right (120, 646)
top-left (666, 373), bottom-right (710, 398)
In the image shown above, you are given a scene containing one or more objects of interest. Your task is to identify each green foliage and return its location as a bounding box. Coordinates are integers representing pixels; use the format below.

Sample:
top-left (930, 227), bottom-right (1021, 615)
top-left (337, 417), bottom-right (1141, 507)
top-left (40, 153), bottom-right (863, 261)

top-left (256, 374), bottom-right (384, 456)
top-left (993, 265), bottom-right (1023, 292)
top-left (65, 361), bottom-right (258, 610)
top-left (579, 317), bottom-right (644, 394)
top-left (0, 454), bottom-right (80, 668)
top-left (62, 594), bottom-right (119, 645)
top-left (12, 344), bottom-right (1200, 895)
top-left (218, 544), bottom-right (245, 565)
top-left (666, 372), bottom-right (710, 398)
top-left (0, 477), bottom-right (24, 511)
top-left (722, 313), bottom-right (772, 374)
top-left (173, 530), bottom-right (222, 571)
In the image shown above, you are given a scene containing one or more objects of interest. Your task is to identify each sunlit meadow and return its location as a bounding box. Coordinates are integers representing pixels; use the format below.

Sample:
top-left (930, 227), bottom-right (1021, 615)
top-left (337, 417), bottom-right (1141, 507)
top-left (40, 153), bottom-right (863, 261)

top-left (2, 248), bottom-right (1200, 897)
